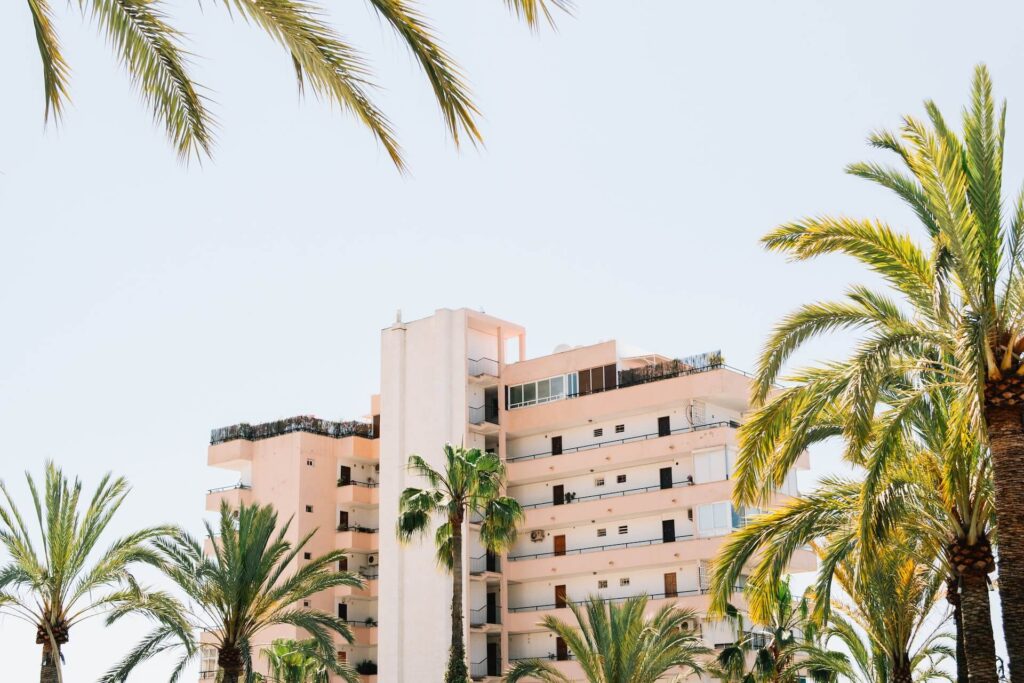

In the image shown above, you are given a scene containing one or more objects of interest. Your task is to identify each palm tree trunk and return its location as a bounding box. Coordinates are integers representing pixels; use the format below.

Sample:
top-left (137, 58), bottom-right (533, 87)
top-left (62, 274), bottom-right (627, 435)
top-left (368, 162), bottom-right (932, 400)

top-left (948, 576), bottom-right (968, 683)
top-left (985, 404), bottom-right (1024, 675)
top-left (39, 646), bottom-right (59, 683)
top-left (219, 646), bottom-right (245, 683)
top-left (892, 656), bottom-right (913, 683)
top-left (960, 567), bottom-right (999, 683)
top-left (447, 511), bottom-right (469, 683)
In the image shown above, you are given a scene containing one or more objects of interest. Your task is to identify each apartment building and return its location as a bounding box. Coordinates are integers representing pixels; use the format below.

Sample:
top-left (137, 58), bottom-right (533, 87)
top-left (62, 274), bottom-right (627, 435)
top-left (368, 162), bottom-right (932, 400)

top-left (204, 307), bottom-right (814, 683)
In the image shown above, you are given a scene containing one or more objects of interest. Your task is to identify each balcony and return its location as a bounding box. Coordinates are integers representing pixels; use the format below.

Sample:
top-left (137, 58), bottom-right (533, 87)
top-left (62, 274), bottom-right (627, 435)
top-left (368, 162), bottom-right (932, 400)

top-left (471, 650), bottom-right (502, 680)
top-left (336, 578), bottom-right (379, 599)
top-left (468, 357), bottom-right (500, 385)
top-left (337, 480), bottom-right (379, 506)
top-left (522, 479), bottom-right (734, 529)
top-left (469, 602), bottom-right (502, 630)
top-left (336, 526), bottom-right (379, 552)
top-left (505, 590), bottom-right (721, 633)
top-left (469, 404), bottom-right (500, 435)
top-left (346, 622), bottom-right (379, 646)
top-left (503, 367), bottom-right (751, 435)
top-left (205, 483), bottom-right (252, 511)
top-left (507, 534), bottom-right (729, 582)
top-left (508, 423), bottom-right (739, 485)
top-left (470, 553), bottom-right (502, 578)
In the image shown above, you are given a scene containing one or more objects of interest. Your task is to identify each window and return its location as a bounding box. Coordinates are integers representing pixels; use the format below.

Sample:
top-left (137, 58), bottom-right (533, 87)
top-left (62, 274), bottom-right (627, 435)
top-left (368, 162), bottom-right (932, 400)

top-left (693, 447), bottom-right (729, 484)
top-left (305, 505), bottom-right (313, 513)
top-left (303, 552), bottom-right (312, 560)
top-left (303, 600), bottom-right (310, 607)
top-left (597, 528), bottom-right (607, 537)
top-left (578, 364), bottom-right (617, 395)
top-left (201, 647), bottom-right (218, 675)
top-left (619, 578), bottom-right (630, 587)
top-left (618, 525), bottom-right (628, 535)
top-left (616, 474), bottom-right (627, 484)
top-left (615, 424), bottom-right (625, 433)
top-left (337, 651), bottom-right (347, 663)
top-left (594, 477), bottom-right (605, 486)
top-left (697, 502), bottom-right (733, 536)
top-left (594, 428), bottom-right (603, 437)
top-left (306, 458), bottom-right (314, 467)
top-left (597, 580), bottom-right (608, 589)
top-left (508, 375), bottom-right (570, 408)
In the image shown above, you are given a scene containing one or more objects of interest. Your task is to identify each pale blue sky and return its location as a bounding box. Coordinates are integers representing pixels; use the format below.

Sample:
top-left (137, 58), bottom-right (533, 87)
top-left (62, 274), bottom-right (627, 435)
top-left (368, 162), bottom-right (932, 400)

top-left (0, 0), bottom-right (1018, 679)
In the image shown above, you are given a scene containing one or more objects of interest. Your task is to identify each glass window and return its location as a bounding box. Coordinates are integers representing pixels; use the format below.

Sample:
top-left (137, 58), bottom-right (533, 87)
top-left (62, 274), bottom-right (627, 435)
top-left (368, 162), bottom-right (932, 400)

top-left (550, 375), bottom-right (564, 398)
top-left (538, 379), bottom-right (551, 401)
top-left (567, 373), bottom-right (579, 396)
top-left (523, 382), bottom-right (537, 404)
top-left (509, 385), bottom-right (523, 407)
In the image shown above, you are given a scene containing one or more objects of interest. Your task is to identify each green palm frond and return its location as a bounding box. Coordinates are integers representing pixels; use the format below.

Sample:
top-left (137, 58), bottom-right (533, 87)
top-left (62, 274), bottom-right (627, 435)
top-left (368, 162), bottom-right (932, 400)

top-left (502, 0), bottom-right (574, 29)
top-left (88, 0), bottom-right (214, 159)
top-left (26, 0), bottom-right (71, 121)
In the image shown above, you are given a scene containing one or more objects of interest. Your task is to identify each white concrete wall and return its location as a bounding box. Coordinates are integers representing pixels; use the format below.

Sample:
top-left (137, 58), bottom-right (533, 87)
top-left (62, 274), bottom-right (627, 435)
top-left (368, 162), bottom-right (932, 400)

top-left (380, 309), bottom-right (472, 683)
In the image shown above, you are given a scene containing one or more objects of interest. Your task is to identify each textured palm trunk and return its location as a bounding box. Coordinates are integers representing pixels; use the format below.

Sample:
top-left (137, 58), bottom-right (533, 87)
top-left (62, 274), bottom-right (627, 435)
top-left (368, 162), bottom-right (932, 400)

top-left (960, 567), bottom-right (999, 683)
top-left (39, 645), bottom-right (59, 683)
top-left (985, 405), bottom-right (1024, 675)
top-left (219, 646), bottom-right (245, 683)
top-left (447, 510), bottom-right (469, 683)
top-left (948, 576), bottom-right (968, 683)
top-left (892, 656), bottom-right (913, 683)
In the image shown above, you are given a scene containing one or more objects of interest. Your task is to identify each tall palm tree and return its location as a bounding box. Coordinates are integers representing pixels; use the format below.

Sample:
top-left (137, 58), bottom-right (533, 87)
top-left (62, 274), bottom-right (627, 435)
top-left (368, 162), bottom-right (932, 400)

top-left (715, 386), bottom-right (998, 682)
top-left (257, 638), bottom-right (357, 683)
top-left (19, 0), bottom-right (571, 165)
top-left (0, 462), bottom-right (174, 683)
top-left (503, 595), bottom-right (709, 683)
top-left (101, 501), bottom-right (362, 683)
top-left (824, 539), bottom-right (954, 683)
top-left (395, 444), bottom-right (524, 683)
top-left (711, 579), bottom-right (849, 683)
top-left (731, 63), bottom-right (1024, 672)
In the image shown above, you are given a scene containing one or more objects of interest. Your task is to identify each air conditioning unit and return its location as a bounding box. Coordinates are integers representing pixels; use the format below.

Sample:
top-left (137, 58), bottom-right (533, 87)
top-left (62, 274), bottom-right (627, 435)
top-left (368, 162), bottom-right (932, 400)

top-left (530, 530), bottom-right (546, 542)
top-left (367, 554), bottom-right (378, 565)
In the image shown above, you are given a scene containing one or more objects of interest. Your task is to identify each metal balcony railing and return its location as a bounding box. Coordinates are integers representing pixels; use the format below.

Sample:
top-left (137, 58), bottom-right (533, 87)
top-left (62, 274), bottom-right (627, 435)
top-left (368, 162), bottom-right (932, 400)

top-left (469, 404), bottom-right (499, 426)
top-left (507, 586), bottom-right (745, 613)
top-left (470, 602), bottom-right (502, 626)
top-left (470, 652), bottom-right (502, 679)
top-left (508, 533), bottom-right (696, 561)
top-left (336, 524), bottom-right (379, 534)
top-left (520, 479), bottom-right (695, 510)
top-left (470, 553), bottom-right (501, 574)
top-left (337, 479), bottom-right (379, 488)
top-left (468, 357), bottom-right (500, 378)
top-left (207, 483), bottom-right (252, 494)
top-left (507, 420), bottom-right (740, 463)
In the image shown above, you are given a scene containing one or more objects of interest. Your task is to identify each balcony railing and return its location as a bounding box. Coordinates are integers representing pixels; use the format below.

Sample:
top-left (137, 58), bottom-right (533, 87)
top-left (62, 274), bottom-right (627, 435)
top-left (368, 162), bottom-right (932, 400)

top-left (470, 553), bottom-right (501, 574)
top-left (509, 652), bottom-right (576, 663)
top-left (507, 420), bottom-right (741, 463)
top-left (471, 652), bottom-right (502, 679)
top-left (469, 404), bottom-right (499, 426)
top-left (469, 357), bottom-right (500, 378)
top-left (207, 483), bottom-right (252, 494)
top-left (507, 586), bottom-right (745, 613)
top-left (337, 479), bottom-right (379, 488)
top-left (337, 524), bottom-right (379, 534)
top-left (358, 565), bottom-right (379, 580)
top-left (520, 479), bottom-right (695, 510)
top-left (470, 602), bottom-right (502, 626)
top-left (508, 533), bottom-right (695, 562)
top-left (211, 415), bottom-right (376, 445)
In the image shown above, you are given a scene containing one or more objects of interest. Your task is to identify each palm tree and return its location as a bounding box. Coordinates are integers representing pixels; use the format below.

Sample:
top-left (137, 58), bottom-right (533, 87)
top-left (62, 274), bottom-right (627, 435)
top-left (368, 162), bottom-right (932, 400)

top-left (257, 638), bottom-right (357, 683)
top-left (395, 444), bottom-right (524, 683)
top-left (502, 595), bottom-right (709, 683)
top-left (731, 63), bottom-right (1024, 672)
top-left (19, 0), bottom-right (571, 165)
top-left (711, 579), bottom-right (849, 683)
top-left (824, 539), bottom-right (954, 683)
top-left (715, 386), bottom-right (998, 682)
top-left (101, 501), bottom-right (362, 683)
top-left (0, 462), bottom-right (174, 683)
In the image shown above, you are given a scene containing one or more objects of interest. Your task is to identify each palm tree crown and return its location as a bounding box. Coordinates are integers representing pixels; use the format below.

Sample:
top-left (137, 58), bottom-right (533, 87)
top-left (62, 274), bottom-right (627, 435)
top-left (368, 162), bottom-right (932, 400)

top-left (503, 595), bottom-right (709, 683)
top-left (0, 462), bottom-right (174, 683)
top-left (257, 638), bottom-right (357, 683)
top-left (102, 501), bottom-right (362, 683)
top-left (396, 444), bottom-right (523, 683)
